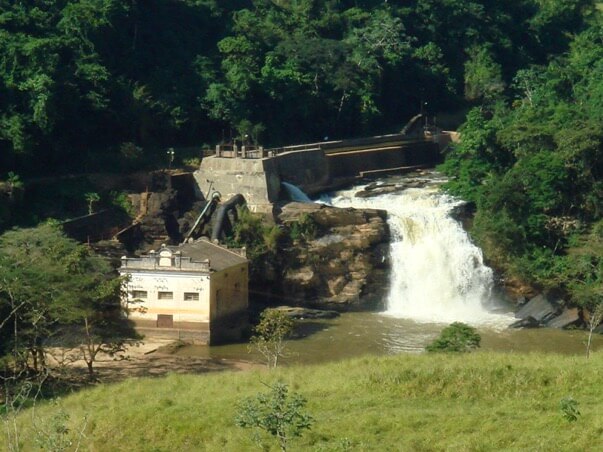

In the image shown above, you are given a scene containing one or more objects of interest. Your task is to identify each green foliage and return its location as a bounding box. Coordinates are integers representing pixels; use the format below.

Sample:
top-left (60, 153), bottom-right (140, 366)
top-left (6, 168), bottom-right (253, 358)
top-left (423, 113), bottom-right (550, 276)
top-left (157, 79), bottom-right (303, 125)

top-left (441, 21), bottom-right (603, 301)
top-left (235, 382), bottom-right (313, 452)
top-left (229, 207), bottom-right (283, 277)
top-left (0, 1), bottom-right (594, 175)
top-left (0, 224), bottom-right (128, 373)
top-left (110, 191), bottom-right (136, 218)
top-left (426, 322), bottom-right (481, 353)
top-left (559, 397), bottom-right (580, 422)
top-left (8, 352), bottom-right (603, 450)
top-left (464, 45), bottom-right (505, 102)
top-left (288, 214), bottom-right (317, 242)
top-left (250, 309), bottom-right (294, 369)
top-left (33, 399), bottom-right (87, 451)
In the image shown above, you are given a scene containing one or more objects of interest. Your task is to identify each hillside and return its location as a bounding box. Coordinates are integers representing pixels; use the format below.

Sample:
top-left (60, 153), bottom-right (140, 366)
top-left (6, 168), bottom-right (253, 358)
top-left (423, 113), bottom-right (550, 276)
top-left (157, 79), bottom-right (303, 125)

top-left (6, 351), bottom-right (603, 451)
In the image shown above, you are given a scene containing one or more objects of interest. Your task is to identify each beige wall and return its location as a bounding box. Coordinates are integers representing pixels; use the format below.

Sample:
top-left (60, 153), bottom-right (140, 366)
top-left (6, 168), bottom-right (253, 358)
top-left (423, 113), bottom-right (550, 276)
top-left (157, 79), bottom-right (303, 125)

top-left (210, 263), bottom-right (249, 320)
top-left (122, 270), bottom-right (211, 324)
top-left (121, 262), bottom-right (249, 344)
top-left (209, 263), bottom-right (249, 343)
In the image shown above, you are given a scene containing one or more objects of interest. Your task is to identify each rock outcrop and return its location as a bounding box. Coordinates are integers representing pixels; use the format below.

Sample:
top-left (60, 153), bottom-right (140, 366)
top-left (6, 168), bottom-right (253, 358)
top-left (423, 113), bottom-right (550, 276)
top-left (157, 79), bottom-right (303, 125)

top-left (271, 306), bottom-right (340, 319)
top-left (510, 293), bottom-right (581, 329)
top-left (276, 202), bottom-right (390, 310)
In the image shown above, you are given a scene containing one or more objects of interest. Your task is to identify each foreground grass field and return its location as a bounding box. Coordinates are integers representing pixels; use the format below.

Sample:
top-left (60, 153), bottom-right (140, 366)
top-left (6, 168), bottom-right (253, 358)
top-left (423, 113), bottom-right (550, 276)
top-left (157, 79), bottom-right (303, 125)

top-left (6, 351), bottom-right (603, 451)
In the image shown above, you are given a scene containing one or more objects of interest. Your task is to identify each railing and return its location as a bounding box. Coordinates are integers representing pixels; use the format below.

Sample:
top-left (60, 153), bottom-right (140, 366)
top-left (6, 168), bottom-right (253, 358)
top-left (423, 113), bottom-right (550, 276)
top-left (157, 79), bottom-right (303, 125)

top-left (210, 131), bottom-right (443, 160)
top-left (120, 255), bottom-right (211, 272)
top-left (215, 144), bottom-right (270, 158)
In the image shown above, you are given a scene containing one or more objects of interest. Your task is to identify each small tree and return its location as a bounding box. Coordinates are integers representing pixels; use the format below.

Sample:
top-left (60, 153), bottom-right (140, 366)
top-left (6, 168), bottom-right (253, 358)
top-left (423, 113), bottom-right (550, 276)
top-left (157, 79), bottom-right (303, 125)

top-left (250, 310), bottom-right (294, 368)
top-left (84, 192), bottom-right (100, 215)
top-left (585, 303), bottom-right (603, 359)
top-left (426, 322), bottom-right (481, 353)
top-left (235, 382), bottom-right (313, 452)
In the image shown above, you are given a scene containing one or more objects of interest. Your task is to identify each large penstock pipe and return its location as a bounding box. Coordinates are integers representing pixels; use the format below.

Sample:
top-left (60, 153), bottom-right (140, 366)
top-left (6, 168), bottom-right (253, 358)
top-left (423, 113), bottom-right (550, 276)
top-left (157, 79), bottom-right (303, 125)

top-left (211, 194), bottom-right (247, 242)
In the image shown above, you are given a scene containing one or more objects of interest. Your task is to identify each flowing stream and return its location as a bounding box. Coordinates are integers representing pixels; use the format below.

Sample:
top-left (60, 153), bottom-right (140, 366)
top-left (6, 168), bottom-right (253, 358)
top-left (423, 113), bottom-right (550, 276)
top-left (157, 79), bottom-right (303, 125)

top-left (329, 172), bottom-right (513, 328)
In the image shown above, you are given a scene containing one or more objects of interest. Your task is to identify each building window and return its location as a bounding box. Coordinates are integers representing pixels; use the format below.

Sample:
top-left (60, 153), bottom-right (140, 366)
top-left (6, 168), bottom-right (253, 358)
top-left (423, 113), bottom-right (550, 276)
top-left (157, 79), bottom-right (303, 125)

top-left (184, 292), bottom-right (199, 301)
top-left (131, 290), bottom-right (147, 299)
top-left (157, 291), bottom-right (173, 300)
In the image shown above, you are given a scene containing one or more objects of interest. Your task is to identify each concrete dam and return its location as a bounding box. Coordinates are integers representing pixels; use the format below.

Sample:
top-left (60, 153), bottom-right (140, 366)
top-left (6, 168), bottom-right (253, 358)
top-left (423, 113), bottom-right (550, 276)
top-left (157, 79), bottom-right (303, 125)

top-left (194, 131), bottom-right (456, 212)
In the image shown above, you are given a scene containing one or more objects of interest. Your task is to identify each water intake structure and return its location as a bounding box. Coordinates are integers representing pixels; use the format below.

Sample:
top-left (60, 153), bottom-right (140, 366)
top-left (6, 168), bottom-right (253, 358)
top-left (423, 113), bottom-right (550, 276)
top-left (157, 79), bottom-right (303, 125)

top-left (330, 173), bottom-right (512, 328)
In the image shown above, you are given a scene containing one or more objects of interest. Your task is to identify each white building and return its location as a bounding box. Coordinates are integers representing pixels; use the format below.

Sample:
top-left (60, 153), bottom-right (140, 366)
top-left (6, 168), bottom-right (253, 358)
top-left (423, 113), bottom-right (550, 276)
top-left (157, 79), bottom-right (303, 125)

top-left (119, 241), bottom-right (248, 344)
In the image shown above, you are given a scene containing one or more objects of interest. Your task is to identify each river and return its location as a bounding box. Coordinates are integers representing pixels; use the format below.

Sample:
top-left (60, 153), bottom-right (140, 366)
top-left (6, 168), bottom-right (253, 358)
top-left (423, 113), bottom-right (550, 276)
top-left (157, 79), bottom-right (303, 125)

top-left (178, 171), bottom-right (595, 363)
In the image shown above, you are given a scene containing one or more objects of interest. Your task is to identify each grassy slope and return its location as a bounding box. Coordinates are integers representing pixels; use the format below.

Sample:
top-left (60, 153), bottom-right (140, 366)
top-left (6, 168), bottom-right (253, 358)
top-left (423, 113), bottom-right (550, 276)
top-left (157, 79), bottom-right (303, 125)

top-left (7, 352), bottom-right (603, 451)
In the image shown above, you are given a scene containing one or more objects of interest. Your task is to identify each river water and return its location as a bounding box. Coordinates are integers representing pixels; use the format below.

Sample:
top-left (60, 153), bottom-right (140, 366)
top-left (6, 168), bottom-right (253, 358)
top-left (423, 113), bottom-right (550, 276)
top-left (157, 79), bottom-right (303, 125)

top-left (177, 172), bottom-right (595, 363)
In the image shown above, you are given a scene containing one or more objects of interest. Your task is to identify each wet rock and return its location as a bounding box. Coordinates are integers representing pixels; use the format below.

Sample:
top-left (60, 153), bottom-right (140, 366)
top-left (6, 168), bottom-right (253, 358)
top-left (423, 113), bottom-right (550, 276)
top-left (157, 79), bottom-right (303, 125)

top-left (513, 294), bottom-right (562, 327)
top-left (546, 308), bottom-right (580, 329)
top-left (509, 316), bottom-right (541, 329)
top-left (449, 201), bottom-right (475, 228)
top-left (355, 184), bottom-right (402, 198)
top-left (354, 180), bottom-right (428, 199)
top-left (272, 306), bottom-right (340, 319)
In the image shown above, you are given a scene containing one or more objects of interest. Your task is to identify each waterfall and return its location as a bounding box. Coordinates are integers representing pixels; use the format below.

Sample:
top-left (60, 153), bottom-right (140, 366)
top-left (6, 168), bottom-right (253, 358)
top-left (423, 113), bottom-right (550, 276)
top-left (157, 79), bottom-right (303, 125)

top-left (282, 181), bottom-right (312, 202)
top-left (330, 174), bottom-right (512, 327)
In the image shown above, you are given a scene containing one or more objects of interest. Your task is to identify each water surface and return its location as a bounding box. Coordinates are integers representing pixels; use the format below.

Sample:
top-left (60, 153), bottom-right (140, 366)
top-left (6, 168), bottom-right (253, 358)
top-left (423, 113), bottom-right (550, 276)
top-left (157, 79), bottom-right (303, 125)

top-left (176, 312), bottom-right (595, 365)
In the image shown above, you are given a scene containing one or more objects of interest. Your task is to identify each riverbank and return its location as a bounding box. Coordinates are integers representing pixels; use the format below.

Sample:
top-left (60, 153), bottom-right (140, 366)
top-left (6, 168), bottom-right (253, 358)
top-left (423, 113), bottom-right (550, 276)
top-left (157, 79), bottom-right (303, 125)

top-left (9, 351), bottom-right (603, 451)
top-left (46, 338), bottom-right (261, 385)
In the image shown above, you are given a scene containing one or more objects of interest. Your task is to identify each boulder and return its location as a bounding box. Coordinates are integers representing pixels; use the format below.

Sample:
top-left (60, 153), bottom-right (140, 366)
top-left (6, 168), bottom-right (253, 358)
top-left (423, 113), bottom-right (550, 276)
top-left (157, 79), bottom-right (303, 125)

top-left (509, 316), bottom-right (541, 329)
top-left (514, 294), bottom-right (560, 324)
top-left (272, 306), bottom-right (340, 320)
top-left (546, 308), bottom-right (580, 329)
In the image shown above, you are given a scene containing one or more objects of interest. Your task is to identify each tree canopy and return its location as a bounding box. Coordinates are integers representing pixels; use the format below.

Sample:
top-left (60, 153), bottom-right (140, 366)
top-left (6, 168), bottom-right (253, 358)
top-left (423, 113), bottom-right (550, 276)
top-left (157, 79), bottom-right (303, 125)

top-left (440, 18), bottom-right (603, 307)
top-left (0, 0), bottom-right (594, 176)
top-left (0, 223), bottom-right (131, 375)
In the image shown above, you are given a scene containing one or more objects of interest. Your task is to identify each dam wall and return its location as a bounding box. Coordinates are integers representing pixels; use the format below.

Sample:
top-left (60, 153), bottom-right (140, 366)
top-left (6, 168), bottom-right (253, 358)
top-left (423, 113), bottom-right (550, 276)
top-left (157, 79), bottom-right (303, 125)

top-left (193, 156), bottom-right (281, 213)
top-left (327, 140), bottom-right (439, 179)
top-left (193, 134), bottom-right (443, 212)
top-left (274, 149), bottom-right (331, 195)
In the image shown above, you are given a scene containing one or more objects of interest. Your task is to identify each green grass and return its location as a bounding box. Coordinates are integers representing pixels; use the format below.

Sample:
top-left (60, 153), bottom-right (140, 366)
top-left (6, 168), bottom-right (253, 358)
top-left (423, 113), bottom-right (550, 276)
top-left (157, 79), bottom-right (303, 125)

top-left (5, 352), bottom-right (603, 451)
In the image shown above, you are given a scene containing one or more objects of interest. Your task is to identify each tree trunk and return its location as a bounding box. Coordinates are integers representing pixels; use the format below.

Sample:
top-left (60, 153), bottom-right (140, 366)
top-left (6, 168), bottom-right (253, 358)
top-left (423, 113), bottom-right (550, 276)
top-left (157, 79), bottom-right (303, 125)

top-left (86, 360), bottom-right (95, 379)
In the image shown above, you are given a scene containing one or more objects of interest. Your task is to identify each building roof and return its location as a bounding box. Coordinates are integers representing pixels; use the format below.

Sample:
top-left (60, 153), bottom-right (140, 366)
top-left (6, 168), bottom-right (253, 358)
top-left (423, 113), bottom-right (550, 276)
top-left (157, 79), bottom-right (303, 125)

top-left (120, 240), bottom-right (247, 273)
top-left (175, 240), bottom-right (247, 272)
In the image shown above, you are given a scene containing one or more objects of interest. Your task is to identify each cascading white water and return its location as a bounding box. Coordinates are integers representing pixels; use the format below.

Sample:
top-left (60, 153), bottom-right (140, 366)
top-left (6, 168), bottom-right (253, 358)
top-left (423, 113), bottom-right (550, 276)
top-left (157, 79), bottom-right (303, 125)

top-left (330, 174), bottom-right (512, 327)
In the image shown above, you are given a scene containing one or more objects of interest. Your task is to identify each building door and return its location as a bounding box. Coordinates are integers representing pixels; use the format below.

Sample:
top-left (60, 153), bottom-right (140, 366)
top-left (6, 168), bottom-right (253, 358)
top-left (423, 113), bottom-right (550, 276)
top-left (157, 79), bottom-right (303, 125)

top-left (157, 314), bottom-right (174, 328)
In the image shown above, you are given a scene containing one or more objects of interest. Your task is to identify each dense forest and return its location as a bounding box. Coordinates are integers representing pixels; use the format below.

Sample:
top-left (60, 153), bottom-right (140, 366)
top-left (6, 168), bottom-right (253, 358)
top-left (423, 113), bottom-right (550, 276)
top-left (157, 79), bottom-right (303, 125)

top-left (0, 1), bottom-right (601, 307)
top-left (0, 0), bottom-right (594, 175)
top-left (440, 16), bottom-right (603, 309)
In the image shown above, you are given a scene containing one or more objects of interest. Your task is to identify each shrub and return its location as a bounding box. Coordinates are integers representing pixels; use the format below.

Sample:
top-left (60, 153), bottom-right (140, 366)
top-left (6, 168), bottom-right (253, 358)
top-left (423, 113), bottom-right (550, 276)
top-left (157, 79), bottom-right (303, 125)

top-left (235, 382), bottom-right (312, 452)
top-left (288, 214), bottom-right (317, 242)
top-left (559, 397), bottom-right (580, 422)
top-left (426, 322), bottom-right (481, 353)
